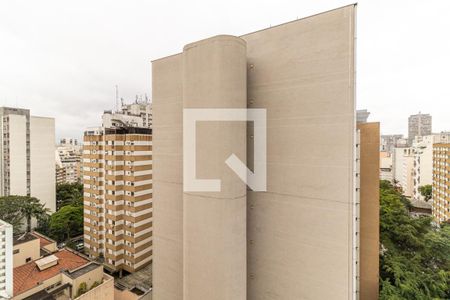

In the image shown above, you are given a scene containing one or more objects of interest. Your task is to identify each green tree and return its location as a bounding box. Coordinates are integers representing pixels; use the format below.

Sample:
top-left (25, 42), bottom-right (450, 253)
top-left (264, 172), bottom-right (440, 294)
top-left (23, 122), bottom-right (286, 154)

top-left (0, 196), bottom-right (24, 234)
top-left (0, 195), bottom-right (48, 233)
top-left (379, 180), bottom-right (450, 299)
top-left (19, 196), bottom-right (50, 233)
top-left (419, 184), bottom-right (432, 201)
top-left (56, 182), bottom-right (83, 210)
top-left (49, 204), bottom-right (83, 242)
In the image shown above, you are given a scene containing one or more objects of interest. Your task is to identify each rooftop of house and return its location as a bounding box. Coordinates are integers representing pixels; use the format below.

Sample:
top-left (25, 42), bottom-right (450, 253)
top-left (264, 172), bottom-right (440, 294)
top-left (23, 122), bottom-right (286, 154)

top-left (13, 232), bottom-right (38, 246)
top-left (13, 249), bottom-right (90, 297)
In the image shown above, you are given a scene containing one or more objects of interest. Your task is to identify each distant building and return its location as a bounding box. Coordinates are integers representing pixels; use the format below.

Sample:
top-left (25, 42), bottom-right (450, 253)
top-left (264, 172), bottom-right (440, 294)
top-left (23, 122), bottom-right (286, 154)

top-left (12, 231), bottom-right (113, 300)
top-left (380, 134), bottom-right (406, 153)
top-left (60, 138), bottom-right (79, 146)
top-left (380, 151), bottom-right (394, 182)
top-left (432, 143), bottom-right (450, 224)
top-left (408, 112), bottom-right (432, 145)
top-left (102, 100), bottom-right (152, 130)
top-left (412, 133), bottom-right (450, 201)
top-left (393, 147), bottom-right (415, 198)
top-left (56, 140), bottom-right (82, 184)
top-left (0, 107), bottom-right (56, 214)
top-left (83, 102), bottom-right (153, 274)
top-left (356, 109), bottom-right (370, 123)
top-left (0, 220), bottom-right (13, 299)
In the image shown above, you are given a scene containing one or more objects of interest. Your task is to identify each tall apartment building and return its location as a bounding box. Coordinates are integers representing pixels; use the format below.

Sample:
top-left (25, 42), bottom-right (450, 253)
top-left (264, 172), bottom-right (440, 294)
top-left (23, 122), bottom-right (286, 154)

top-left (408, 112), bottom-right (432, 145)
top-left (0, 220), bottom-right (13, 299)
top-left (152, 5), bottom-right (378, 300)
top-left (432, 144), bottom-right (450, 224)
top-left (83, 114), bottom-right (153, 274)
top-left (412, 133), bottom-right (450, 201)
top-left (0, 107), bottom-right (55, 213)
top-left (55, 140), bottom-right (82, 184)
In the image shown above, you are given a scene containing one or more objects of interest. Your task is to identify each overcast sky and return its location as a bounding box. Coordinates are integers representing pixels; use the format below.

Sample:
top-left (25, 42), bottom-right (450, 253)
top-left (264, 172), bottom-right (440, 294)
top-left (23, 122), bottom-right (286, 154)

top-left (1, 0), bottom-right (449, 140)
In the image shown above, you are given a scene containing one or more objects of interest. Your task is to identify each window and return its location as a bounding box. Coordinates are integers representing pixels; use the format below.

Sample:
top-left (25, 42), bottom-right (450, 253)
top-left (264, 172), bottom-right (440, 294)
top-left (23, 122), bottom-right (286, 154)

top-left (26, 257), bottom-right (32, 263)
top-left (13, 249), bottom-right (19, 254)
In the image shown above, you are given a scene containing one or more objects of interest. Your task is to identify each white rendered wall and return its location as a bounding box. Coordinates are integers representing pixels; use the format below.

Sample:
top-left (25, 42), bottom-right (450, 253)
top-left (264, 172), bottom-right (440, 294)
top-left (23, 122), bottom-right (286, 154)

top-left (8, 114), bottom-right (27, 196)
top-left (30, 116), bottom-right (56, 212)
top-left (0, 220), bottom-right (13, 299)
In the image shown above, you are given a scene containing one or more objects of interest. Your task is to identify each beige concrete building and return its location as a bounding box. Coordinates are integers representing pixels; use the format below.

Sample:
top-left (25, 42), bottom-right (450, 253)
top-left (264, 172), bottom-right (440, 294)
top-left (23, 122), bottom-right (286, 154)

top-left (358, 123), bottom-right (380, 300)
top-left (83, 124), bottom-right (153, 274)
top-left (393, 147), bottom-right (415, 197)
top-left (432, 143), bottom-right (450, 224)
top-left (151, 5), bottom-right (378, 300)
top-left (0, 107), bottom-right (56, 214)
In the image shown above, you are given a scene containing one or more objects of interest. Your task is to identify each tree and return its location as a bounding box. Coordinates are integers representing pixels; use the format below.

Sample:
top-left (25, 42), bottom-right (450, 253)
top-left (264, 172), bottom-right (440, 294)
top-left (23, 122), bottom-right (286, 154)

top-left (379, 180), bottom-right (450, 299)
top-left (19, 196), bottom-right (50, 233)
top-left (419, 185), bottom-right (432, 201)
top-left (49, 204), bottom-right (83, 242)
top-left (56, 182), bottom-right (83, 210)
top-left (0, 195), bottom-right (48, 233)
top-left (0, 196), bottom-right (25, 234)
top-left (76, 282), bottom-right (88, 297)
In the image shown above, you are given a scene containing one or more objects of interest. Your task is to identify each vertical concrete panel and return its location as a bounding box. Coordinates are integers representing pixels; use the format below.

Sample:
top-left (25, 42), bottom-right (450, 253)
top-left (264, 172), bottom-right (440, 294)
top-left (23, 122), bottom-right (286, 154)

top-left (243, 6), bottom-right (356, 299)
top-left (182, 35), bottom-right (247, 300)
top-left (152, 54), bottom-right (184, 300)
top-left (8, 114), bottom-right (27, 196)
top-left (358, 122), bottom-right (380, 300)
top-left (30, 116), bottom-right (56, 213)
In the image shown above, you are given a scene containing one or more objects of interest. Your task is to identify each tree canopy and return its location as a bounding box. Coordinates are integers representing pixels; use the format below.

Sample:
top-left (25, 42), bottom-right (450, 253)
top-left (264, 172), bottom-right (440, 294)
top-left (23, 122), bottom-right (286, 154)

top-left (48, 204), bottom-right (83, 242)
top-left (0, 195), bottom-right (49, 234)
top-left (418, 185), bottom-right (433, 201)
top-left (56, 182), bottom-right (83, 210)
top-left (380, 180), bottom-right (450, 299)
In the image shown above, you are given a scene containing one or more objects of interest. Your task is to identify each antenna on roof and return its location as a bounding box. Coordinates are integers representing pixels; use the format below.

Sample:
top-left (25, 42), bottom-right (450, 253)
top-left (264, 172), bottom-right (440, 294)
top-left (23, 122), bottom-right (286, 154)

top-left (115, 85), bottom-right (119, 112)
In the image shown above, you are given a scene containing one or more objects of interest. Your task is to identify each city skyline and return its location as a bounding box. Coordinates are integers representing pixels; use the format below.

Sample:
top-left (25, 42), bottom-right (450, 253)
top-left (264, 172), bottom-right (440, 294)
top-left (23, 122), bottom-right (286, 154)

top-left (1, 0), bottom-right (450, 139)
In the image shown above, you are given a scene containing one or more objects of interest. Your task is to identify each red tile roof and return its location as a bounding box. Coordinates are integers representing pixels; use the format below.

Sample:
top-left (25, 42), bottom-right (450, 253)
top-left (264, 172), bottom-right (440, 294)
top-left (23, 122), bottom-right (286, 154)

top-left (13, 249), bottom-right (89, 296)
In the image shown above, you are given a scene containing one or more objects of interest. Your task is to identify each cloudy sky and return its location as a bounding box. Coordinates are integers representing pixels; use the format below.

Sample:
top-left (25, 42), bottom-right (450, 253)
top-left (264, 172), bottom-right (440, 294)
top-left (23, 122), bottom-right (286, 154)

top-left (0, 0), bottom-right (449, 140)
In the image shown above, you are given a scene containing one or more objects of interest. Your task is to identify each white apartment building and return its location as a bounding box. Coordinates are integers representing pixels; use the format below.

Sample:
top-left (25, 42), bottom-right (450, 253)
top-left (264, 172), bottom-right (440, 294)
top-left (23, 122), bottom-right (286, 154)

top-left (55, 141), bottom-right (82, 184)
top-left (412, 133), bottom-right (450, 201)
top-left (393, 147), bottom-right (415, 198)
top-left (103, 100), bottom-right (152, 130)
top-left (0, 107), bottom-right (56, 213)
top-left (0, 220), bottom-right (13, 299)
top-left (380, 152), bottom-right (394, 182)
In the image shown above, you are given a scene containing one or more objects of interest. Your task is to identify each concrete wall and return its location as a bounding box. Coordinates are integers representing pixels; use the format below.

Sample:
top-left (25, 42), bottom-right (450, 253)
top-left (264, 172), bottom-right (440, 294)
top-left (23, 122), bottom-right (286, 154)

top-left (13, 239), bottom-right (40, 267)
top-left (152, 53), bottom-right (184, 300)
top-left (358, 123), bottom-right (380, 300)
top-left (182, 35), bottom-right (247, 300)
top-left (74, 273), bottom-right (114, 300)
top-left (30, 116), bottom-right (56, 212)
top-left (8, 114), bottom-right (27, 196)
top-left (152, 5), bottom-right (358, 300)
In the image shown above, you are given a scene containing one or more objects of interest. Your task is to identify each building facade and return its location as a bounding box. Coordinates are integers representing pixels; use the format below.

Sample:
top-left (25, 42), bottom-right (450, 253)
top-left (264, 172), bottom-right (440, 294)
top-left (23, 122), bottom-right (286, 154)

top-left (0, 220), bottom-right (13, 299)
top-left (56, 141), bottom-right (82, 184)
top-left (152, 5), bottom-right (378, 300)
top-left (412, 133), bottom-right (450, 201)
top-left (0, 107), bottom-right (55, 213)
top-left (381, 134), bottom-right (406, 153)
top-left (83, 125), bottom-right (153, 274)
top-left (393, 147), bottom-right (415, 197)
top-left (408, 113), bottom-right (432, 145)
top-left (380, 151), bottom-right (394, 182)
top-left (432, 143), bottom-right (450, 224)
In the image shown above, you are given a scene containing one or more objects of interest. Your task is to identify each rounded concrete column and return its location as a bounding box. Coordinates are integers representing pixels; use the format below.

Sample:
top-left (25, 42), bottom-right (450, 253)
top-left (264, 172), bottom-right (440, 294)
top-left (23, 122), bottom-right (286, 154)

top-left (182, 35), bottom-right (247, 300)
